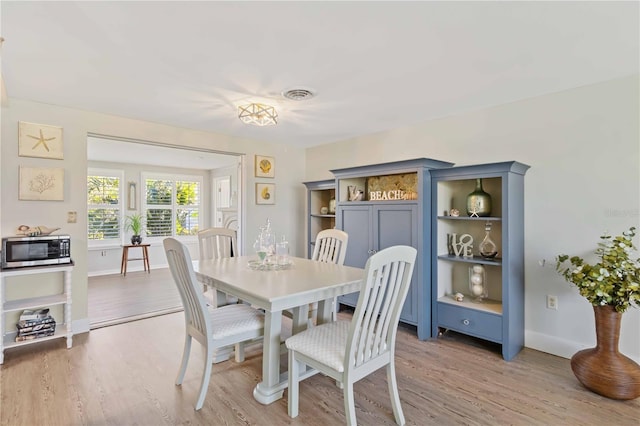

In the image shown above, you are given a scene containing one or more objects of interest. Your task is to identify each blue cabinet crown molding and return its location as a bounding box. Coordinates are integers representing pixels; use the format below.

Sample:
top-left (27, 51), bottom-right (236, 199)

top-left (330, 157), bottom-right (454, 179)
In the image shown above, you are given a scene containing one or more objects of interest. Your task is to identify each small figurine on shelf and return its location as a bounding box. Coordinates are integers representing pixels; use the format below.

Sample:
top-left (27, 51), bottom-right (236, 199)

top-left (329, 196), bottom-right (336, 213)
top-left (347, 186), bottom-right (365, 201)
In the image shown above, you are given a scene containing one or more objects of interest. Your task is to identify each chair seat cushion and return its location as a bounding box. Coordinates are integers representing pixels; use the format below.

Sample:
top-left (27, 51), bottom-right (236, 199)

top-left (285, 320), bottom-right (349, 372)
top-left (208, 304), bottom-right (264, 340)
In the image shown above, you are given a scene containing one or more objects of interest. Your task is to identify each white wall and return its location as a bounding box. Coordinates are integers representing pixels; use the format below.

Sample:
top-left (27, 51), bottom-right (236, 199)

top-left (1, 98), bottom-right (306, 333)
top-left (305, 75), bottom-right (640, 362)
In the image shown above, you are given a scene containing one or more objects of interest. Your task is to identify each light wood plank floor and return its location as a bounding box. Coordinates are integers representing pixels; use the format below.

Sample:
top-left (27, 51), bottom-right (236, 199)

top-left (88, 268), bottom-right (183, 328)
top-left (1, 309), bottom-right (638, 425)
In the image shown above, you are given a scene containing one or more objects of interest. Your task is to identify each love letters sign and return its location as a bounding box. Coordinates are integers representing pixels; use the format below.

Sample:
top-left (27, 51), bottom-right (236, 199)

top-left (448, 233), bottom-right (474, 258)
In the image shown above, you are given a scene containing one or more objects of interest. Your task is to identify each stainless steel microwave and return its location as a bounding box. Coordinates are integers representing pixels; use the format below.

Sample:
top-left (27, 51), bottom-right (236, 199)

top-left (1, 235), bottom-right (71, 269)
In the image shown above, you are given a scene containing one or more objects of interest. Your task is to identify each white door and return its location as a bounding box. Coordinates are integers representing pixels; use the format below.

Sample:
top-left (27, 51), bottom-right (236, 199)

top-left (213, 175), bottom-right (231, 227)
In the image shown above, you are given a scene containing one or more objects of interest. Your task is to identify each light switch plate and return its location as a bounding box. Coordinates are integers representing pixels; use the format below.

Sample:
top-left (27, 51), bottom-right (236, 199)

top-left (67, 211), bottom-right (77, 223)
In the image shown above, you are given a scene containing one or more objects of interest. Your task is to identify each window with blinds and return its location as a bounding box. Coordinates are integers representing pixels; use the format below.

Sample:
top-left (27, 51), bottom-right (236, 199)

top-left (87, 170), bottom-right (123, 242)
top-left (143, 173), bottom-right (201, 238)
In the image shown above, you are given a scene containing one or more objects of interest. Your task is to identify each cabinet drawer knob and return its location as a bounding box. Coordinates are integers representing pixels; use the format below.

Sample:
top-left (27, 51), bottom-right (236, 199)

top-left (462, 319), bottom-right (470, 326)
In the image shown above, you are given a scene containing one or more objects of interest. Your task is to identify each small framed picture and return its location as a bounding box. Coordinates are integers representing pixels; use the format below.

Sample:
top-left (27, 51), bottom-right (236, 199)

top-left (19, 121), bottom-right (64, 160)
top-left (127, 182), bottom-right (137, 210)
top-left (256, 183), bottom-right (275, 205)
top-left (19, 166), bottom-right (65, 201)
top-left (255, 155), bottom-right (275, 178)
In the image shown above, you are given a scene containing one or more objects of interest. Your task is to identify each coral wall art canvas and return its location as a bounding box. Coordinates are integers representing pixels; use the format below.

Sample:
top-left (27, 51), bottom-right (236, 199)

top-left (18, 122), bottom-right (64, 160)
top-left (19, 167), bottom-right (64, 201)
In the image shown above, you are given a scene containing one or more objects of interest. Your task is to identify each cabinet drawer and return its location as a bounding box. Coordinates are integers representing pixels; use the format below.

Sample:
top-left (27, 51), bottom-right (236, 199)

top-left (437, 302), bottom-right (502, 343)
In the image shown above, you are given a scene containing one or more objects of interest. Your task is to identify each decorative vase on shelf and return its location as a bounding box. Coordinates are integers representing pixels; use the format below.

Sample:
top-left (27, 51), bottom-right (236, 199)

top-left (479, 222), bottom-right (498, 259)
top-left (329, 196), bottom-right (336, 214)
top-left (570, 305), bottom-right (640, 400)
top-left (468, 264), bottom-right (488, 302)
top-left (466, 178), bottom-right (491, 217)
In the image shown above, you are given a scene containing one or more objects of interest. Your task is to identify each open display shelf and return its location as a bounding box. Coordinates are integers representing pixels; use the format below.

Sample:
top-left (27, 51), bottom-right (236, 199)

top-left (303, 180), bottom-right (336, 258)
top-left (1, 263), bottom-right (74, 364)
top-left (431, 162), bottom-right (529, 360)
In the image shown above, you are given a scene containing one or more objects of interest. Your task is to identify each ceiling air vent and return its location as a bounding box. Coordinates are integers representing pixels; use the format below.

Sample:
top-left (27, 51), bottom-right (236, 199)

top-left (282, 88), bottom-right (315, 101)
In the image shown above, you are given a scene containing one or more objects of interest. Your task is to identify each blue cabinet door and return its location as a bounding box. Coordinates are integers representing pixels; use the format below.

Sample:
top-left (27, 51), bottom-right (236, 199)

top-left (338, 204), bottom-right (419, 324)
top-left (374, 205), bottom-right (418, 324)
top-left (337, 205), bottom-right (371, 307)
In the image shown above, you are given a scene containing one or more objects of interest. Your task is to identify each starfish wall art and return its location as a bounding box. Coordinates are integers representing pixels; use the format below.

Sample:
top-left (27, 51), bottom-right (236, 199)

top-left (18, 121), bottom-right (64, 159)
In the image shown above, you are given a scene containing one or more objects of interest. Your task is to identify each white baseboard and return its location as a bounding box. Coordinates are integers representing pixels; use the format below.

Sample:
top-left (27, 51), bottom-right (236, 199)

top-left (88, 263), bottom-right (169, 277)
top-left (72, 317), bottom-right (90, 335)
top-left (88, 269), bottom-right (120, 277)
top-left (525, 330), bottom-right (640, 364)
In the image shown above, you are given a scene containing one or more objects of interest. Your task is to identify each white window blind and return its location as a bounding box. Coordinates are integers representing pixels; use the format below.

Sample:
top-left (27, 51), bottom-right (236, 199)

top-left (176, 180), bottom-right (200, 236)
top-left (143, 173), bottom-right (202, 238)
top-left (87, 170), bottom-right (122, 242)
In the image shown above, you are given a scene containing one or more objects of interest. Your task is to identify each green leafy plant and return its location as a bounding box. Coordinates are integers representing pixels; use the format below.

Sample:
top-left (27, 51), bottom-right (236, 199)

top-left (124, 213), bottom-right (144, 235)
top-left (556, 227), bottom-right (640, 313)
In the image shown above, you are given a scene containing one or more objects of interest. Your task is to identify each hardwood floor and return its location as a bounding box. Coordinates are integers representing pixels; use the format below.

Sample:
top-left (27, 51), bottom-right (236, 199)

top-left (1, 311), bottom-right (638, 426)
top-left (88, 268), bottom-right (183, 328)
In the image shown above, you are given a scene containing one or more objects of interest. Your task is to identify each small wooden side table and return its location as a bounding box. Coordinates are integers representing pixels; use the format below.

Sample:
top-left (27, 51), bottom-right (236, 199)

top-left (120, 244), bottom-right (151, 276)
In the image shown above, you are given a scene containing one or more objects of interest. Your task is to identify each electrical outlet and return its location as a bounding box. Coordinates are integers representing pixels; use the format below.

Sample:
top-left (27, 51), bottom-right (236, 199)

top-left (546, 295), bottom-right (558, 310)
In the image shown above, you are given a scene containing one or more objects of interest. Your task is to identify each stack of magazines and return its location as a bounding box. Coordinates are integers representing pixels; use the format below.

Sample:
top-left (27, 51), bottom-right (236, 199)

top-left (16, 308), bottom-right (56, 342)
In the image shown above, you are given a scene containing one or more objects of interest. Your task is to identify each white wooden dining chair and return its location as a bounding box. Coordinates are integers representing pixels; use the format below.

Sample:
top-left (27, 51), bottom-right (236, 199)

top-left (284, 229), bottom-right (349, 328)
top-left (311, 228), bottom-right (349, 266)
top-left (198, 227), bottom-right (238, 306)
top-left (163, 238), bottom-right (264, 411)
top-left (285, 245), bottom-right (417, 425)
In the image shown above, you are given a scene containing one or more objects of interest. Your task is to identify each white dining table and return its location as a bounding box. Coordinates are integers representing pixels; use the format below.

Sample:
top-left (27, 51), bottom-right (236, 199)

top-left (193, 255), bottom-right (364, 405)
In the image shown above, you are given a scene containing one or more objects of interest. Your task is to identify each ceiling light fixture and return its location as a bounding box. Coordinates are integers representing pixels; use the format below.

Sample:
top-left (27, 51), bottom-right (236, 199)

top-left (238, 103), bottom-right (278, 126)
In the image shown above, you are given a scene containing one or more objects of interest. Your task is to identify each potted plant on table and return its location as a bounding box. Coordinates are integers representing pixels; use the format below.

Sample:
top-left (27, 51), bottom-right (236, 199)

top-left (556, 226), bottom-right (640, 400)
top-left (124, 213), bottom-right (144, 245)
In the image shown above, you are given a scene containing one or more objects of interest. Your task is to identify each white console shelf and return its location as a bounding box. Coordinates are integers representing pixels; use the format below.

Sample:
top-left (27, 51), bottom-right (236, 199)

top-left (1, 262), bottom-right (74, 364)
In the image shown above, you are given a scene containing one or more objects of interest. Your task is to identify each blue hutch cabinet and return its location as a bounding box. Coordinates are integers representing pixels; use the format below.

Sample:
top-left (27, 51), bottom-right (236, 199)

top-left (332, 158), bottom-right (453, 340)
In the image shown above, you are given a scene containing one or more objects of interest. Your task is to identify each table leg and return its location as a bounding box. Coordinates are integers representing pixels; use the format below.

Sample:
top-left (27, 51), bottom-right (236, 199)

top-left (253, 310), bottom-right (285, 405)
top-left (290, 305), bottom-right (309, 335)
top-left (120, 247), bottom-right (128, 275)
top-left (143, 246), bottom-right (150, 273)
top-left (316, 299), bottom-right (333, 325)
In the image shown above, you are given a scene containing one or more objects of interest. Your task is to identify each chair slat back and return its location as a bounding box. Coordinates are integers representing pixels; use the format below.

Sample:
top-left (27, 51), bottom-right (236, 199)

top-left (164, 237), bottom-right (211, 342)
top-left (312, 229), bottom-right (348, 265)
top-left (346, 245), bottom-right (417, 368)
top-left (198, 227), bottom-right (237, 260)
